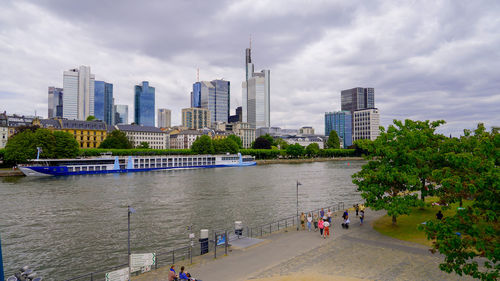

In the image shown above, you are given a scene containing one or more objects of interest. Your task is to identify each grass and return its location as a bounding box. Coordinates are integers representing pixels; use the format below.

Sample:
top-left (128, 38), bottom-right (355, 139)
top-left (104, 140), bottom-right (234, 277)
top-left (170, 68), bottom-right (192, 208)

top-left (373, 196), bottom-right (472, 246)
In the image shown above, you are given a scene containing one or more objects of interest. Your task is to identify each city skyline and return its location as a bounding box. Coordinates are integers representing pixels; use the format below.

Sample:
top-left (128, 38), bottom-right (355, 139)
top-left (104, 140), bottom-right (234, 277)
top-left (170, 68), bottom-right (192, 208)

top-left (0, 1), bottom-right (499, 135)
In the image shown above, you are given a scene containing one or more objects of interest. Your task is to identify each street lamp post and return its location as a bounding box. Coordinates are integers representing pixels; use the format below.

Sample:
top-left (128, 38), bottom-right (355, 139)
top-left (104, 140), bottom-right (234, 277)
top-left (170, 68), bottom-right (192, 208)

top-left (296, 180), bottom-right (302, 231)
top-left (127, 206), bottom-right (136, 280)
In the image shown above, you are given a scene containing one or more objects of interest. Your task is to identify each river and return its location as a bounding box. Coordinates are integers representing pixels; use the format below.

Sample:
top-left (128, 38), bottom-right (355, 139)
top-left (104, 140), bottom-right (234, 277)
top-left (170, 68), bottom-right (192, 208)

top-left (0, 160), bottom-right (364, 279)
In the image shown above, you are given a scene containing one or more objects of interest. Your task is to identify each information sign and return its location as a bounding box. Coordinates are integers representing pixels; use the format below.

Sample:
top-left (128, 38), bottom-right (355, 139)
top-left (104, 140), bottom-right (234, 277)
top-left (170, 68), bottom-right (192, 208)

top-left (216, 233), bottom-right (226, 246)
top-left (130, 253), bottom-right (156, 270)
top-left (105, 267), bottom-right (129, 281)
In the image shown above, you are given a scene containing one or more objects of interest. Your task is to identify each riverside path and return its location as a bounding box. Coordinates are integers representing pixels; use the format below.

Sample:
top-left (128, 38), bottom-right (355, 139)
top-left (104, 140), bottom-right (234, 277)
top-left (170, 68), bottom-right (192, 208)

top-left (133, 209), bottom-right (473, 281)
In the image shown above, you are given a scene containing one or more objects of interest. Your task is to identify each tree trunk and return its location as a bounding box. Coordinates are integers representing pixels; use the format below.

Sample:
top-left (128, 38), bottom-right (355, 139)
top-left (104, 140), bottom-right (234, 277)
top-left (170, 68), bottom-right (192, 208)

top-left (392, 215), bottom-right (397, 225)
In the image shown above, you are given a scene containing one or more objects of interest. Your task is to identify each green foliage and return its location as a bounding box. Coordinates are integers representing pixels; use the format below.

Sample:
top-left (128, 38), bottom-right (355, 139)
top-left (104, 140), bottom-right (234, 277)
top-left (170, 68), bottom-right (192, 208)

top-left (79, 148), bottom-right (193, 157)
top-left (0, 148), bottom-right (5, 160)
top-left (138, 142), bottom-right (150, 149)
top-left (191, 135), bottom-right (214, 154)
top-left (275, 138), bottom-right (289, 150)
top-left (240, 149), bottom-right (284, 159)
top-left (286, 143), bottom-right (305, 157)
top-left (99, 130), bottom-right (133, 149)
top-left (421, 124), bottom-right (499, 281)
top-left (227, 134), bottom-right (243, 149)
top-left (86, 115), bottom-right (96, 121)
top-left (253, 136), bottom-right (272, 149)
top-left (213, 138), bottom-right (239, 154)
top-left (326, 130), bottom-right (340, 149)
top-left (5, 128), bottom-right (79, 163)
top-left (305, 143), bottom-right (320, 157)
top-left (317, 149), bottom-right (356, 157)
top-left (261, 134), bottom-right (275, 146)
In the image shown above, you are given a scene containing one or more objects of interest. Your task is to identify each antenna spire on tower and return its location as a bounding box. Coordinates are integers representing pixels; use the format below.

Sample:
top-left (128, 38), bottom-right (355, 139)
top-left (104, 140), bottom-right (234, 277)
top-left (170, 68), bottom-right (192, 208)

top-left (249, 34), bottom-right (252, 49)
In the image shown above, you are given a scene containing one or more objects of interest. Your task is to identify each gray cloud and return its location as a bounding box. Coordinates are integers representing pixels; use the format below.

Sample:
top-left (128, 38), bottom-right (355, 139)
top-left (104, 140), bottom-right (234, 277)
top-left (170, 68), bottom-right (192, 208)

top-left (0, 0), bottom-right (499, 136)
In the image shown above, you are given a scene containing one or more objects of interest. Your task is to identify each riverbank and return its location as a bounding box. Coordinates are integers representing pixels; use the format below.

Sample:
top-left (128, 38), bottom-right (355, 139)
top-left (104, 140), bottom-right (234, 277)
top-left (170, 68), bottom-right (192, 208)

top-left (256, 157), bottom-right (363, 165)
top-left (0, 168), bottom-right (24, 177)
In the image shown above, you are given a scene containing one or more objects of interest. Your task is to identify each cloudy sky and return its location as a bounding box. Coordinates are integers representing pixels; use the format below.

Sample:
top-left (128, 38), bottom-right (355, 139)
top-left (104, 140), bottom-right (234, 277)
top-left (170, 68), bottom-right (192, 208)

top-left (1, 0), bottom-right (499, 135)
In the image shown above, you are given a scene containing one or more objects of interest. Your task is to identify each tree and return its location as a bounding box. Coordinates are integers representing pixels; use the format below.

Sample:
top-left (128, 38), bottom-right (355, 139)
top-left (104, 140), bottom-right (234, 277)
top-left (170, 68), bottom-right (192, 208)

top-left (421, 124), bottom-right (499, 281)
top-left (352, 120), bottom-right (426, 225)
top-left (5, 130), bottom-right (37, 163)
top-left (138, 142), bottom-right (150, 149)
top-left (261, 134), bottom-right (275, 146)
top-left (99, 130), bottom-right (133, 149)
top-left (86, 115), bottom-right (96, 121)
top-left (227, 134), bottom-right (243, 149)
top-left (191, 135), bottom-right (214, 154)
top-left (52, 131), bottom-right (79, 158)
top-left (213, 138), bottom-right (239, 154)
top-left (253, 136), bottom-right (272, 149)
top-left (276, 138), bottom-right (289, 150)
top-left (286, 143), bottom-right (305, 157)
top-left (326, 130), bottom-right (340, 149)
top-left (305, 143), bottom-right (320, 157)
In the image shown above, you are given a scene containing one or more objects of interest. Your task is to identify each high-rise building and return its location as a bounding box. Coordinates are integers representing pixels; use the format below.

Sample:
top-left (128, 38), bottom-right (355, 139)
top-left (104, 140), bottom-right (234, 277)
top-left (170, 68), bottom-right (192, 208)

top-left (199, 80), bottom-right (230, 124)
top-left (353, 108), bottom-right (380, 141)
top-left (158, 108), bottom-right (171, 128)
top-left (63, 66), bottom-right (95, 120)
top-left (341, 87), bottom-right (375, 113)
top-left (325, 111), bottom-right (352, 148)
top-left (229, 106), bottom-right (242, 123)
top-left (242, 46), bottom-right (270, 128)
top-left (114, 104), bottom-right (128, 125)
top-left (48, 87), bottom-right (63, 118)
top-left (94, 81), bottom-right (114, 126)
top-left (182, 108), bottom-right (210, 130)
top-left (191, 82), bottom-right (201, 108)
top-left (134, 81), bottom-right (155, 126)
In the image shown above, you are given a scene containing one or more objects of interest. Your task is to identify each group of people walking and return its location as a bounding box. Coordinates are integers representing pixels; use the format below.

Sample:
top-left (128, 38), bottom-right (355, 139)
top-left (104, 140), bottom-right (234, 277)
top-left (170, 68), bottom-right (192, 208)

top-left (299, 204), bottom-right (365, 238)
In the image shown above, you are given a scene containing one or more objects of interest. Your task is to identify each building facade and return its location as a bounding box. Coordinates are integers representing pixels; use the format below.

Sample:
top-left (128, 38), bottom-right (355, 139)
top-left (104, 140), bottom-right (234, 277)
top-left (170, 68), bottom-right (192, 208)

top-left (114, 104), bottom-right (128, 125)
top-left (229, 106), bottom-right (242, 123)
top-left (232, 122), bottom-right (256, 148)
top-left (116, 124), bottom-right (168, 149)
top-left (169, 130), bottom-right (202, 149)
top-left (94, 81), bottom-right (114, 126)
top-left (284, 136), bottom-right (325, 149)
top-left (48, 87), bottom-right (63, 118)
top-left (63, 66), bottom-right (95, 120)
top-left (182, 108), bottom-right (210, 130)
top-left (353, 108), bottom-right (380, 141)
top-left (242, 47), bottom-right (270, 128)
top-left (325, 111), bottom-right (352, 148)
top-left (7, 114), bottom-right (38, 138)
top-left (195, 80), bottom-right (230, 124)
top-left (157, 108), bottom-right (171, 128)
top-left (341, 87), bottom-right (375, 113)
top-left (35, 118), bottom-right (107, 148)
top-left (299, 126), bottom-right (315, 135)
top-left (191, 82), bottom-right (201, 108)
top-left (134, 81), bottom-right (155, 126)
top-left (0, 113), bottom-right (8, 149)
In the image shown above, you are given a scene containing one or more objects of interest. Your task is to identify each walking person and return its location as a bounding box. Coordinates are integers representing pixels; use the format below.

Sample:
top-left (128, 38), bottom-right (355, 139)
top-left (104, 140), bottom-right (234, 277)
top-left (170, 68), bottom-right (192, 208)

top-left (313, 213), bottom-right (318, 232)
top-left (327, 208), bottom-right (332, 223)
top-left (300, 212), bottom-right (306, 230)
top-left (323, 218), bottom-right (330, 238)
top-left (320, 208), bottom-right (325, 219)
top-left (307, 213), bottom-right (313, 231)
top-left (318, 218), bottom-right (324, 237)
top-left (360, 210), bottom-right (365, 225)
top-left (342, 209), bottom-right (349, 220)
top-left (355, 204), bottom-right (360, 216)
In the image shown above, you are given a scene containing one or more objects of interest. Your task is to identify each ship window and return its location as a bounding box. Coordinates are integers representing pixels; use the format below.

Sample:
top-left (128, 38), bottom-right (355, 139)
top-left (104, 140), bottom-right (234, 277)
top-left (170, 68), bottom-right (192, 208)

top-left (95, 166), bottom-right (101, 171)
top-left (75, 167), bottom-right (80, 172)
top-left (82, 167), bottom-right (87, 171)
top-left (68, 167), bottom-right (74, 172)
top-left (134, 164), bottom-right (138, 168)
top-left (89, 166), bottom-right (94, 171)
top-left (102, 166), bottom-right (107, 170)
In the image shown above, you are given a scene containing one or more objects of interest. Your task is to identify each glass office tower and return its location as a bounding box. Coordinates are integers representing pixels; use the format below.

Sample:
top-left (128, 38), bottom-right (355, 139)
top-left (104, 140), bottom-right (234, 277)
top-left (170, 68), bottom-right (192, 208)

top-left (191, 82), bottom-right (201, 108)
top-left (114, 104), bottom-right (128, 125)
top-left (94, 81), bottom-right (114, 126)
top-left (48, 87), bottom-right (63, 118)
top-left (134, 81), bottom-right (155, 126)
top-left (325, 111), bottom-right (352, 148)
top-left (341, 87), bottom-right (375, 112)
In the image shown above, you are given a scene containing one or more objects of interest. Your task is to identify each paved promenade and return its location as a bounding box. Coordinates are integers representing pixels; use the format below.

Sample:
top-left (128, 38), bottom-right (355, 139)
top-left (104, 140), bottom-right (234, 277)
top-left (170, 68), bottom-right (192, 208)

top-left (133, 209), bottom-right (472, 281)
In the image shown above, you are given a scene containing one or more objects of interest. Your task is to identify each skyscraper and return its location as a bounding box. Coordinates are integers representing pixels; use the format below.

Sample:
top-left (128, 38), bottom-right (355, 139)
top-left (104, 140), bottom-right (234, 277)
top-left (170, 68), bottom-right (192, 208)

top-left (114, 104), bottom-right (128, 125)
top-left (48, 86), bottom-right (63, 118)
top-left (199, 80), bottom-right (230, 124)
top-left (191, 82), bottom-right (201, 108)
top-left (63, 66), bottom-right (95, 120)
top-left (94, 81), bottom-right (114, 126)
top-left (325, 111), bottom-right (352, 148)
top-left (242, 46), bottom-right (270, 128)
top-left (134, 81), bottom-right (155, 126)
top-left (158, 108), bottom-right (171, 128)
top-left (341, 87), bottom-right (375, 112)
top-left (353, 108), bottom-right (380, 141)
top-left (182, 107), bottom-right (210, 129)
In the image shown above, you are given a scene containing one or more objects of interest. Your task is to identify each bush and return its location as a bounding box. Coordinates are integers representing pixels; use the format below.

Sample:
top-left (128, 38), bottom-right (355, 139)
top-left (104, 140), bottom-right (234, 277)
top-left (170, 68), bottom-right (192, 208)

top-left (0, 148), bottom-right (5, 160)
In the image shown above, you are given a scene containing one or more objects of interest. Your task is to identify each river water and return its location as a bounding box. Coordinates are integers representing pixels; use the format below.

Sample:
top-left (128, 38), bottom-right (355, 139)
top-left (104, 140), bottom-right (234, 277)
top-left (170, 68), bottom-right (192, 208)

top-left (0, 160), bottom-right (364, 279)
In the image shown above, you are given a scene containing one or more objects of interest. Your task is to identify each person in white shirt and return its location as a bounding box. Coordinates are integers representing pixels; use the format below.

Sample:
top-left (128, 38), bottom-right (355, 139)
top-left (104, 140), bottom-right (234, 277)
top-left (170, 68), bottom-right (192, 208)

top-left (307, 213), bottom-right (313, 231)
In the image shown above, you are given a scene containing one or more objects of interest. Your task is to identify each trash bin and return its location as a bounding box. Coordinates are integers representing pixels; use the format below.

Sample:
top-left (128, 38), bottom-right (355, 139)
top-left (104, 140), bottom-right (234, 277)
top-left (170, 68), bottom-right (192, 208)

top-left (235, 221), bottom-right (243, 236)
top-left (199, 229), bottom-right (209, 255)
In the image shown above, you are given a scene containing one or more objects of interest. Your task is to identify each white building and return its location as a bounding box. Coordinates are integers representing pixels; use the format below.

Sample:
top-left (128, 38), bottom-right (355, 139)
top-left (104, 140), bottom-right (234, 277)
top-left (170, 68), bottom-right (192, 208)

top-left (284, 136), bottom-right (325, 149)
top-left (116, 124), bottom-right (168, 149)
top-left (63, 66), bottom-right (95, 120)
top-left (158, 108), bottom-right (171, 128)
top-left (169, 130), bottom-right (202, 149)
top-left (299, 126), bottom-right (315, 135)
top-left (242, 46), bottom-right (270, 128)
top-left (353, 108), bottom-right (380, 141)
top-left (233, 122), bottom-right (256, 148)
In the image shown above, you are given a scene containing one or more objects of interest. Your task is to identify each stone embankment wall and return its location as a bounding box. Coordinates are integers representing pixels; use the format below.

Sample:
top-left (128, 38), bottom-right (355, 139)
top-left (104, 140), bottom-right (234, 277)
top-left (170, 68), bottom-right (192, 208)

top-left (256, 157), bottom-right (363, 165)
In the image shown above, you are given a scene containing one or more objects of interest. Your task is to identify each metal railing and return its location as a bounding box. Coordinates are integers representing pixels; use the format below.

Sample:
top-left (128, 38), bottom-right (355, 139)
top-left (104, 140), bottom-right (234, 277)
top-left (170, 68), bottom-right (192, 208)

top-left (63, 201), bottom-right (345, 280)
